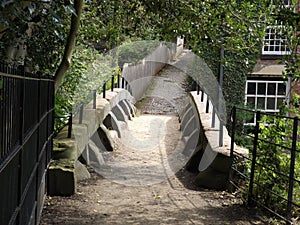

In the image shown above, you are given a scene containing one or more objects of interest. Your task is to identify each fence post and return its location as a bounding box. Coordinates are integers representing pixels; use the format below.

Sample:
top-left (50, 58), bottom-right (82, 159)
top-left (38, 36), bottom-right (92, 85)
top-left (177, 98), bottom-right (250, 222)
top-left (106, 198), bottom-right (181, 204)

top-left (287, 117), bottom-right (298, 224)
top-left (93, 90), bottom-right (97, 109)
top-left (122, 77), bottom-right (125, 89)
top-left (206, 98), bottom-right (209, 113)
top-left (111, 75), bottom-right (114, 91)
top-left (248, 110), bottom-right (261, 206)
top-left (219, 121), bottom-right (224, 147)
top-left (103, 82), bottom-right (106, 98)
top-left (117, 74), bottom-right (120, 88)
top-left (211, 107), bottom-right (216, 128)
top-left (67, 113), bottom-right (73, 138)
top-left (230, 107), bottom-right (236, 158)
top-left (79, 104), bottom-right (84, 124)
top-left (201, 91), bottom-right (204, 102)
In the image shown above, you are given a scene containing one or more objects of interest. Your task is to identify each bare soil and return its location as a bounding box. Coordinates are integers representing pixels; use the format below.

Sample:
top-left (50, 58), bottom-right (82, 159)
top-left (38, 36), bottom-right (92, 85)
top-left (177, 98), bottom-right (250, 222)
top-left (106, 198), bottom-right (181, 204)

top-left (41, 167), bottom-right (270, 225)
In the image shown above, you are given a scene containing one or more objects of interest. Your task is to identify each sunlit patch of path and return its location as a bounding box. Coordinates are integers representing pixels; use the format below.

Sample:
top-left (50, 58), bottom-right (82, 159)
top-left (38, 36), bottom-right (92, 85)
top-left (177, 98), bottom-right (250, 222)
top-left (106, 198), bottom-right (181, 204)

top-left (97, 114), bottom-right (187, 186)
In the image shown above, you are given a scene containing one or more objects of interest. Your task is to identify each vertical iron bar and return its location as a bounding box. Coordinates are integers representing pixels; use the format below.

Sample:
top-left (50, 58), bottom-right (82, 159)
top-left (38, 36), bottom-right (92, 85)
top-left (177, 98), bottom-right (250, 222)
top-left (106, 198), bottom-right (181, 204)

top-left (218, 47), bottom-right (225, 148)
top-left (103, 82), bottom-right (106, 98)
top-left (0, 76), bottom-right (2, 158)
top-left (67, 113), bottom-right (73, 138)
top-left (49, 79), bottom-right (55, 162)
top-left (286, 117), bottom-right (298, 224)
top-left (206, 98), bottom-right (209, 113)
top-left (79, 104), bottom-right (84, 124)
top-left (197, 84), bottom-right (200, 95)
top-left (219, 121), bottom-right (224, 147)
top-left (117, 74), bottom-right (120, 88)
top-left (111, 75), bottom-right (114, 91)
top-left (122, 77), bottom-right (125, 89)
top-left (7, 78), bottom-right (11, 152)
top-left (17, 69), bottom-right (25, 223)
top-left (34, 74), bottom-right (41, 223)
top-left (228, 106), bottom-right (237, 189)
top-left (93, 90), bottom-right (96, 109)
top-left (211, 107), bottom-right (215, 128)
top-left (230, 107), bottom-right (236, 158)
top-left (201, 91), bottom-right (204, 102)
top-left (248, 110), bottom-right (261, 206)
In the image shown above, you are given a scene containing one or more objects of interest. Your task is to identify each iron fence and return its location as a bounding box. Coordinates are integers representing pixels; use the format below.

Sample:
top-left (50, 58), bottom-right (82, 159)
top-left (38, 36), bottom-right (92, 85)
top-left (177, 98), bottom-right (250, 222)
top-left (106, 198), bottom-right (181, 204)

top-left (229, 106), bottom-right (300, 225)
top-left (0, 63), bottom-right (54, 225)
top-left (54, 74), bottom-right (131, 138)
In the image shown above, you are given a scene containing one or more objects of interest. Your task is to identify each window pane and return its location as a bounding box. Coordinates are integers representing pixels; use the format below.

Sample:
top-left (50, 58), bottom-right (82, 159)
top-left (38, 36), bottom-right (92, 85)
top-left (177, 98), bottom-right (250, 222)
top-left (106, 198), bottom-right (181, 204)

top-left (247, 83), bottom-right (256, 94)
top-left (258, 83), bottom-right (266, 95)
top-left (257, 97), bottom-right (266, 109)
top-left (278, 83), bottom-right (286, 95)
top-left (247, 97), bottom-right (255, 108)
top-left (267, 83), bottom-right (276, 95)
top-left (267, 98), bottom-right (275, 110)
top-left (277, 98), bottom-right (285, 109)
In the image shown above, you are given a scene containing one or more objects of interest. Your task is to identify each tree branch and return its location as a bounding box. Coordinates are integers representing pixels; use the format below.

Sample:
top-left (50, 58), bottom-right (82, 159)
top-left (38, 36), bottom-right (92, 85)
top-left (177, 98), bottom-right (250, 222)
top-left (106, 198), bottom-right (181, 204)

top-left (54, 0), bottom-right (83, 92)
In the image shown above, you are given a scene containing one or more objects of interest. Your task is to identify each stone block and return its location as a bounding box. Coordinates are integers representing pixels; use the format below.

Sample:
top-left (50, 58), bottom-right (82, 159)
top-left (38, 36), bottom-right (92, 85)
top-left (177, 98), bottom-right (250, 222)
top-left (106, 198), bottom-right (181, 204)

top-left (48, 159), bottom-right (76, 196)
top-left (209, 153), bottom-right (232, 173)
top-left (52, 139), bottom-right (77, 160)
top-left (112, 104), bottom-right (127, 122)
top-left (75, 160), bottom-right (91, 181)
top-left (194, 167), bottom-right (228, 190)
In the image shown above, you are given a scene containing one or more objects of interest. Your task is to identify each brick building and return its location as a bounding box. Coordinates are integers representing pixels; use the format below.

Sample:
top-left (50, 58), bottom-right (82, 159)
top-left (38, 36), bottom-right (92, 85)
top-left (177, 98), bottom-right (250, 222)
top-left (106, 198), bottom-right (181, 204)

top-left (245, 0), bottom-right (299, 121)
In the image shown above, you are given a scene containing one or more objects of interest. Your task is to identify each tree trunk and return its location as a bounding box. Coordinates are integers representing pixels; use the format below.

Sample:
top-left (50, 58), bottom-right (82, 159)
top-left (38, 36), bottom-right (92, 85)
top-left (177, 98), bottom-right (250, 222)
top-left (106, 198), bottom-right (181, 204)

top-left (54, 0), bottom-right (83, 92)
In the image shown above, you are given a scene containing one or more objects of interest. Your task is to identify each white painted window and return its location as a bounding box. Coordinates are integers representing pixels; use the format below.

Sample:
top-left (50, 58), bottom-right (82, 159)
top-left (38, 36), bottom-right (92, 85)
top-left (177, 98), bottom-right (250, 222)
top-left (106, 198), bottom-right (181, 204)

top-left (262, 0), bottom-right (293, 55)
top-left (262, 24), bottom-right (290, 55)
top-left (245, 80), bottom-right (287, 124)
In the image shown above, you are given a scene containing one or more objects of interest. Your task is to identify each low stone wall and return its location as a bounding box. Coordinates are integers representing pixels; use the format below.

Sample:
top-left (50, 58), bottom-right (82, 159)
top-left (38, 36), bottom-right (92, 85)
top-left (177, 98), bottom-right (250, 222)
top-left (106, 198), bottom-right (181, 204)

top-left (49, 89), bottom-right (136, 195)
top-left (181, 91), bottom-right (248, 190)
top-left (122, 44), bottom-right (170, 101)
top-left (122, 39), bottom-right (184, 101)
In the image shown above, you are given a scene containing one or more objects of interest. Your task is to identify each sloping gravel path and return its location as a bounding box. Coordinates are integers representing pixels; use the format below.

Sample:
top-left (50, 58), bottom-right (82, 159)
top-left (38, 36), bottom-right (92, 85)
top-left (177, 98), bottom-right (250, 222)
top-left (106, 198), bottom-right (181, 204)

top-left (41, 52), bottom-right (269, 225)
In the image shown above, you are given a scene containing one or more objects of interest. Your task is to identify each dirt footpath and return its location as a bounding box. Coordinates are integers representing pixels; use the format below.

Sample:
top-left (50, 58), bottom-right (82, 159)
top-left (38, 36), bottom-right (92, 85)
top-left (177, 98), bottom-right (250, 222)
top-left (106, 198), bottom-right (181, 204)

top-left (41, 52), bottom-right (269, 225)
top-left (41, 168), bottom-right (268, 225)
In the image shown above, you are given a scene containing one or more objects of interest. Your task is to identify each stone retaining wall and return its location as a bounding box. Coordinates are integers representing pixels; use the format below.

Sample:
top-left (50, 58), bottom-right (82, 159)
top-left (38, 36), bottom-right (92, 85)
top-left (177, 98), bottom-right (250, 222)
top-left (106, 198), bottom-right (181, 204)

top-left (180, 91), bottom-right (248, 190)
top-left (122, 40), bottom-right (184, 101)
top-left (49, 89), bottom-right (136, 195)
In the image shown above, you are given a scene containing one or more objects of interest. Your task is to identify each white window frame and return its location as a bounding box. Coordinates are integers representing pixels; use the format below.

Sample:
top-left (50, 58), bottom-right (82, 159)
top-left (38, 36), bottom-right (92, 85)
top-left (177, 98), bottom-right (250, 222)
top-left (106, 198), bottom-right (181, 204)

top-left (261, 0), bottom-right (293, 56)
top-left (262, 24), bottom-right (291, 55)
top-left (244, 79), bottom-right (287, 125)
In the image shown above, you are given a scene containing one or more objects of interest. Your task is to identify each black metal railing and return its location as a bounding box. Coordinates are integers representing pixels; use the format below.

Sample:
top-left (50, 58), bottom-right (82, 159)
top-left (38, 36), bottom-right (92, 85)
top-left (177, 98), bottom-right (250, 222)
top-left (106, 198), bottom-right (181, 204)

top-left (229, 106), bottom-right (300, 224)
top-left (0, 63), bottom-right (54, 225)
top-left (55, 74), bottom-right (131, 138)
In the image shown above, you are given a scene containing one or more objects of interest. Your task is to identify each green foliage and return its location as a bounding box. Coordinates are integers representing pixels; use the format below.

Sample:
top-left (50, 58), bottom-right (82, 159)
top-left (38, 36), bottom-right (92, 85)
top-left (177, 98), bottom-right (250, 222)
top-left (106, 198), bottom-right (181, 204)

top-left (117, 40), bottom-right (160, 67)
top-left (54, 43), bottom-right (118, 132)
top-left (0, 1), bottom-right (75, 72)
top-left (55, 44), bottom-right (117, 114)
top-left (249, 115), bottom-right (300, 218)
top-left (232, 110), bottom-right (300, 220)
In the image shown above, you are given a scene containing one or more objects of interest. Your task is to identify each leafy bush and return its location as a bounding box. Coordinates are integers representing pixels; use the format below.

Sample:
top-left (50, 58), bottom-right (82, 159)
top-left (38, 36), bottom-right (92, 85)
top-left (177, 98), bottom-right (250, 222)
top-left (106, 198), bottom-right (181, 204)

top-left (117, 40), bottom-right (160, 67)
top-left (250, 114), bottom-right (300, 218)
top-left (233, 110), bottom-right (300, 220)
top-left (55, 44), bottom-right (118, 132)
